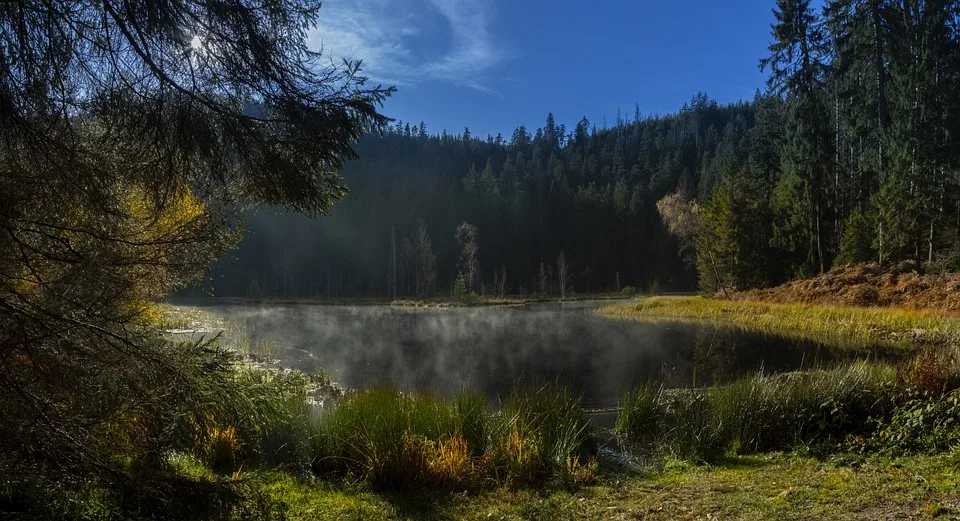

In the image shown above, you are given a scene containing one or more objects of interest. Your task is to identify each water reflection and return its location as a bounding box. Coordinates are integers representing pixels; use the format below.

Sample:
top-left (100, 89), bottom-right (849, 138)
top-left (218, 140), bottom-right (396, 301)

top-left (201, 301), bottom-right (878, 409)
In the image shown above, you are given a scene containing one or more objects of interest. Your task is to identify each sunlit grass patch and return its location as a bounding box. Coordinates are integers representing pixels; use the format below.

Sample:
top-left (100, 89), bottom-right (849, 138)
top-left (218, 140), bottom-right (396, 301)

top-left (600, 296), bottom-right (960, 350)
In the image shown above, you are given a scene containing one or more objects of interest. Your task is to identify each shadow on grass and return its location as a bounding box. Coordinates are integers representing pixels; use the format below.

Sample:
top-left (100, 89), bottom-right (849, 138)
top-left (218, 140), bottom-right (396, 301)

top-left (375, 488), bottom-right (460, 520)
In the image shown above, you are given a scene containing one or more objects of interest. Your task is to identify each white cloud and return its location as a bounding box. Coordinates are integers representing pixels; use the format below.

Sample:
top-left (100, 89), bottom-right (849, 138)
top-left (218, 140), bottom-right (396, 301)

top-left (307, 0), bottom-right (509, 92)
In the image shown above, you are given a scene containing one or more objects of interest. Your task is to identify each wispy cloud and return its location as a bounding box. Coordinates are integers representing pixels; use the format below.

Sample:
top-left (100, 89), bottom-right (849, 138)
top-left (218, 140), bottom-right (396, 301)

top-left (307, 0), bottom-right (509, 93)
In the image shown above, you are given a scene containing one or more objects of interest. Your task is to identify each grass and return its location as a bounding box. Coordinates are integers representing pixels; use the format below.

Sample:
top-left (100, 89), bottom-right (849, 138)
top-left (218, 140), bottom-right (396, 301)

top-left (600, 295), bottom-right (960, 350)
top-left (311, 385), bottom-right (595, 490)
top-left (614, 382), bottom-right (662, 441)
top-left (492, 385), bottom-right (595, 486)
top-left (152, 451), bottom-right (960, 520)
top-left (656, 362), bottom-right (897, 460)
top-left (17, 300), bottom-right (960, 520)
top-left (10, 450), bottom-right (960, 520)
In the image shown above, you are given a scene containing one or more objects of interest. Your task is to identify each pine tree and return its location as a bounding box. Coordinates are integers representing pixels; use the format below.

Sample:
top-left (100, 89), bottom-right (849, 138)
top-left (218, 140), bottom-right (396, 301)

top-left (763, 0), bottom-right (835, 275)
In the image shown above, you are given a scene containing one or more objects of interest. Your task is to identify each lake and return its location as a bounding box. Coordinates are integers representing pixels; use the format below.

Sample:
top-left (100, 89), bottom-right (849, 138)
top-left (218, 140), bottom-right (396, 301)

top-left (191, 300), bottom-right (873, 410)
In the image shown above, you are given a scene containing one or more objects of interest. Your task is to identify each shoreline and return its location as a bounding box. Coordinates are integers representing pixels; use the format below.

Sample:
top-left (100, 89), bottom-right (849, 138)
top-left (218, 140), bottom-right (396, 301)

top-left (168, 293), bottom-right (640, 308)
top-left (599, 295), bottom-right (960, 351)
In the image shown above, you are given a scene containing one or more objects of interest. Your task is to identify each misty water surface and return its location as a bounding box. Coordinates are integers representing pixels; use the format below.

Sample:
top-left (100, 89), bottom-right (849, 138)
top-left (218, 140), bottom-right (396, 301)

top-left (196, 301), bottom-right (873, 409)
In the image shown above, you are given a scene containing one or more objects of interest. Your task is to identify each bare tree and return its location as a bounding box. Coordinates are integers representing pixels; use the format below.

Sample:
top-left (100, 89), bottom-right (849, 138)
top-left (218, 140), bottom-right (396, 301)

top-left (538, 261), bottom-right (549, 296)
top-left (492, 265), bottom-right (508, 298)
top-left (413, 219), bottom-right (437, 297)
top-left (390, 226), bottom-right (397, 298)
top-left (456, 222), bottom-right (480, 292)
top-left (557, 251), bottom-right (571, 299)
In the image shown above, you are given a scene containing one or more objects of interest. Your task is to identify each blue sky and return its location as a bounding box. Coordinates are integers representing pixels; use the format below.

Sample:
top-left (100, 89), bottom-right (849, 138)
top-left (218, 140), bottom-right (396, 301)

top-left (309, 0), bottom-right (779, 138)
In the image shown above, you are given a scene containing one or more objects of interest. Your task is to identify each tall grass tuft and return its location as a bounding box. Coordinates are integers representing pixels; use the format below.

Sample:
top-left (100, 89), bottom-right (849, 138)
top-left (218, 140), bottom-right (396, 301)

top-left (491, 384), bottom-right (595, 486)
top-left (312, 385), bottom-right (597, 488)
top-left (655, 362), bottom-right (897, 460)
top-left (614, 383), bottom-right (663, 441)
top-left (311, 387), bottom-right (487, 488)
top-left (454, 393), bottom-right (489, 457)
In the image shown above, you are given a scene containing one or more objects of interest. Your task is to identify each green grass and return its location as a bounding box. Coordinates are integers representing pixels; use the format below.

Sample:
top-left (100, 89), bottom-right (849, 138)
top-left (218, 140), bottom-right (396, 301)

top-left (659, 362), bottom-right (897, 460)
top-left (491, 385), bottom-right (595, 486)
top-left (311, 385), bottom-right (595, 489)
top-left (614, 382), bottom-right (662, 440)
top-left (600, 296), bottom-right (960, 350)
top-left (13, 451), bottom-right (960, 520)
top-left (28, 300), bottom-right (951, 520)
top-left (169, 451), bottom-right (960, 520)
top-left (311, 386), bottom-right (467, 487)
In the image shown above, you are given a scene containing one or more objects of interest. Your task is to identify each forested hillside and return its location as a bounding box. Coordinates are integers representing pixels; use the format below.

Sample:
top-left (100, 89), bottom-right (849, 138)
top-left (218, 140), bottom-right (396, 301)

top-left (209, 96), bottom-right (754, 298)
top-left (209, 0), bottom-right (960, 299)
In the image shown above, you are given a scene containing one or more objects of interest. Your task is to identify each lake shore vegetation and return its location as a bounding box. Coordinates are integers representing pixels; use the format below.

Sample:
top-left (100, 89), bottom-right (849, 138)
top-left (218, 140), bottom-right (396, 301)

top-left (600, 295), bottom-right (960, 351)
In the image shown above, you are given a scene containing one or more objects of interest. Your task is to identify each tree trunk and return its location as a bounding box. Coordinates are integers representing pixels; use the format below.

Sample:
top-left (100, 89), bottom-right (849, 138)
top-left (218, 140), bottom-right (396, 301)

top-left (707, 250), bottom-right (730, 299)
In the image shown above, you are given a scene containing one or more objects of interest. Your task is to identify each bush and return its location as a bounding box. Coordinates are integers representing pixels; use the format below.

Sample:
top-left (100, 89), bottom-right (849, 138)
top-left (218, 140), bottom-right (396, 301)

top-left (867, 391), bottom-right (960, 454)
top-left (898, 347), bottom-right (960, 398)
top-left (620, 285), bottom-right (637, 296)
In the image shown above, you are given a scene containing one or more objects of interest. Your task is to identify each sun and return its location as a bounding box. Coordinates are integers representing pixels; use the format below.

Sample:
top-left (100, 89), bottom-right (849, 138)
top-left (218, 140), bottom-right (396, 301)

top-left (190, 35), bottom-right (202, 50)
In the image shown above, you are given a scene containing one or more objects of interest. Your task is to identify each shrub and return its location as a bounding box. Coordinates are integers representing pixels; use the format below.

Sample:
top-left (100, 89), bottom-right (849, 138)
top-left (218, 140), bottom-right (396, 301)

top-left (898, 347), bottom-right (960, 398)
top-left (620, 285), bottom-right (637, 296)
top-left (867, 391), bottom-right (960, 454)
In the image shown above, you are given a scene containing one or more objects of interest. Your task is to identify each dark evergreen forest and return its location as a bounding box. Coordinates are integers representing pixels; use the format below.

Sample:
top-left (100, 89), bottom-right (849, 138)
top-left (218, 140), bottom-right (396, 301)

top-left (209, 0), bottom-right (960, 299)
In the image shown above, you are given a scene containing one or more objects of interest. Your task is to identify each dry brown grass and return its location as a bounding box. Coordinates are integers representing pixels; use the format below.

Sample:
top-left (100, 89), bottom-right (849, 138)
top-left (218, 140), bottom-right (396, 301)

top-left (736, 262), bottom-right (960, 314)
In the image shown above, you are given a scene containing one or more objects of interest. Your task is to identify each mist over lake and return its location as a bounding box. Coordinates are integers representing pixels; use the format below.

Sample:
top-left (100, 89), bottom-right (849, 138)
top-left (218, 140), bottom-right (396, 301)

top-left (196, 301), bottom-right (860, 409)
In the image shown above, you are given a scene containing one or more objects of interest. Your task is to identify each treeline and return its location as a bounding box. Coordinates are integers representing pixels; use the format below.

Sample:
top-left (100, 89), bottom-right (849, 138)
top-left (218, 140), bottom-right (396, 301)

top-left (209, 0), bottom-right (960, 299)
top-left (679, 0), bottom-right (960, 294)
top-left (208, 95), bottom-right (754, 298)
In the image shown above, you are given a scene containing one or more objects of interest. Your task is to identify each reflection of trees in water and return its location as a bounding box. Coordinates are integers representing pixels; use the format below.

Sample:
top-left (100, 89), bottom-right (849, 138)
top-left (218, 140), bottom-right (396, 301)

top-left (691, 327), bottom-right (742, 388)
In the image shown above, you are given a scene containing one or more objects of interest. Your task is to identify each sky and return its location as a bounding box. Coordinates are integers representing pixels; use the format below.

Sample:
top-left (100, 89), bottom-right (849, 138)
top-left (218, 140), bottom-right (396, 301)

top-left (308, 0), bottom-right (780, 138)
